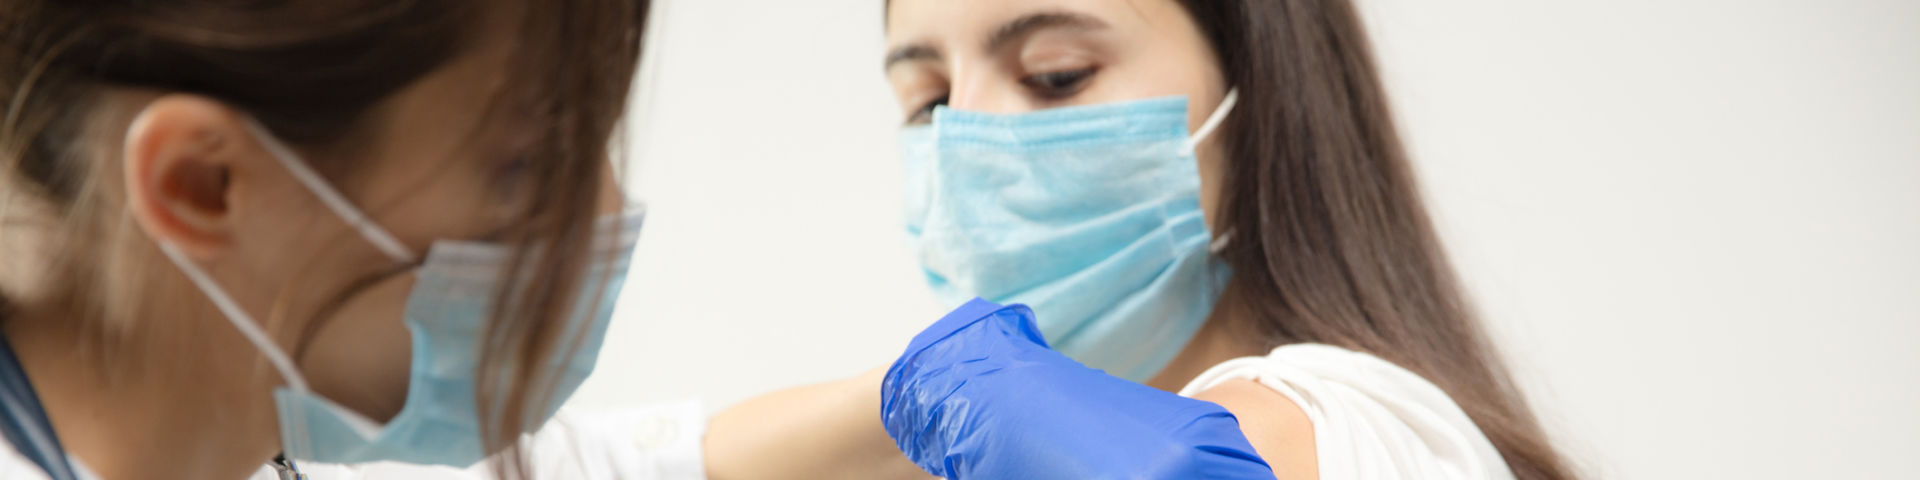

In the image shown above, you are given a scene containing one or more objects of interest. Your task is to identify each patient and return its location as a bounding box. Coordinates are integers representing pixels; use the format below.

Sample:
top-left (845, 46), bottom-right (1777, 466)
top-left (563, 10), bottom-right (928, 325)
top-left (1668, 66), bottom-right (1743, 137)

top-left (709, 1), bottom-right (1577, 479)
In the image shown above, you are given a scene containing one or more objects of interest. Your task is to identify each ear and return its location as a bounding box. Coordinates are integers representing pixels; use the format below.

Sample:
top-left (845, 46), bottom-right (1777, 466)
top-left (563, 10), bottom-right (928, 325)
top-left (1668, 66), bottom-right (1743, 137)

top-left (124, 95), bottom-right (272, 260)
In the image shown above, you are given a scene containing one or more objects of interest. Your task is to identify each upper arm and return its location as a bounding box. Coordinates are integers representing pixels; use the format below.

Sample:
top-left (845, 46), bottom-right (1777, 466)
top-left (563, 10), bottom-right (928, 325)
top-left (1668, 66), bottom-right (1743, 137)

top-left (1190, 379), bottom-right (1319, 480)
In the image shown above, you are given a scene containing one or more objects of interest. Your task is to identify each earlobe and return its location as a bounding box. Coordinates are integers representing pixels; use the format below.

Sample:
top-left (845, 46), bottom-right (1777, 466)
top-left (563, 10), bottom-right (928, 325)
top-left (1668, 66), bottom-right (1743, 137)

top-left (124, 95), bottom-right (258, 260)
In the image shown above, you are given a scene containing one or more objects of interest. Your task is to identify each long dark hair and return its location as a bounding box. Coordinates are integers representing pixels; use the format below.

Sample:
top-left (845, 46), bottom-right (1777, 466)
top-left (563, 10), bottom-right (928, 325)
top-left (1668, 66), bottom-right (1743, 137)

top-left (1, 0), bottom-right (648, 477)
top-left (1175, 1), bottom-right (1575, 478)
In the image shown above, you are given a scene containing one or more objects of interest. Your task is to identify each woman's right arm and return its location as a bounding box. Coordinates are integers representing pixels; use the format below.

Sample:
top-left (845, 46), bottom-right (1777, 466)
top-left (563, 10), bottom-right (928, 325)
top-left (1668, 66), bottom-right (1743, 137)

top-left (705, 299), bottom-right (1277, 480)
top-left (880, 299), bottom-right (1275, 479)
top-left (703, 367), bottom-right (934, 480)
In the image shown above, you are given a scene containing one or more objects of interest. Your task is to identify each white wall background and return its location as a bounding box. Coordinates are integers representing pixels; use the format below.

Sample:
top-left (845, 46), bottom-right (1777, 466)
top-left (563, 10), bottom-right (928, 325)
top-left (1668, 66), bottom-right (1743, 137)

top-left (573, 0), bottom-right (1920, 478)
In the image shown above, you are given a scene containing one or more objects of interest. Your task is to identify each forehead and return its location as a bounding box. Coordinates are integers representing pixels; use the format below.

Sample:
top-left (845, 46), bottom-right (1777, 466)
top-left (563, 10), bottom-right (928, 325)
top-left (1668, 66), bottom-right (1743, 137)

top-left (336, 3), bottom-right (535, 213)
top-left (364, 3), bottom-right (539, 160)
top-left (885, 0), bottom-right (1184, 49)
top-left (397, 6), bottom-right (527, 129)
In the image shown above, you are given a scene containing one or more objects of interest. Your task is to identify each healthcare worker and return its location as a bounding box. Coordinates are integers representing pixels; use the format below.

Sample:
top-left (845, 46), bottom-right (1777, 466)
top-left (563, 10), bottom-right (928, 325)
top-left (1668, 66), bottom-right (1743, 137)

top-left (0, 0), bottom-right (1275, 479)
top-left (717, 1), bottom-right (1583, 479)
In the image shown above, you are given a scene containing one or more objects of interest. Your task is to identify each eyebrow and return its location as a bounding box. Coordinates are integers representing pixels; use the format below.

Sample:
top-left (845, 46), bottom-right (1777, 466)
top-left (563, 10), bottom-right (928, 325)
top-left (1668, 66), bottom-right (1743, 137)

top-left (986, 12), bottom-right (1107, 54)
top-left (882, 11), bottom-right (1109, 71)
top-left (884, 44), bottom-right (941, 71)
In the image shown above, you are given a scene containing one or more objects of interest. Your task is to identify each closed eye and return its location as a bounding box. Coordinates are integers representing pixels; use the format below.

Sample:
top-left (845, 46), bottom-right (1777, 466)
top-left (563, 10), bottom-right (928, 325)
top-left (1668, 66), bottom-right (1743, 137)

top-left (1021, 67), bottom-right (1096, 100)
top-left (907, 94), bottom-right (950, 125)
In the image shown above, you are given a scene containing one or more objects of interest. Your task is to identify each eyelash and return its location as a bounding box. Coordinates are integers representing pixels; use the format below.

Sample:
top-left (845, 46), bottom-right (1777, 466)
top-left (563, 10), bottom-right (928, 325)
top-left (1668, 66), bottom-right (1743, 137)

top-left (908, 95), bottom-right (949, 125)
top-left (1021, 67), bottom-right (1096, 99)
top-left (903, 67), bottom-right (1097, 125)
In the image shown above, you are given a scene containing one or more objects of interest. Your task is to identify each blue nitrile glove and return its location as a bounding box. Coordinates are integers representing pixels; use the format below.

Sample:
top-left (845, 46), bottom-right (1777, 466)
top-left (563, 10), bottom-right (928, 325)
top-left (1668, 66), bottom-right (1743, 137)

top-left (881, 298), bottom-right (1274, 479)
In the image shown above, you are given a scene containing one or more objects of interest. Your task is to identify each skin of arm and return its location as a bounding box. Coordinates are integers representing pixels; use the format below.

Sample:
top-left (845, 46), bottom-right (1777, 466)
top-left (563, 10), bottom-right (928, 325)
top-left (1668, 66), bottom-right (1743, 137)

top-left (1190, 379), bottom-right (1319, 480)
top-left (704, 312), bottom-right (1313, 480)
top-left (704, 370), bottom-right (1315, 480)
top-left (703, 367), bottom-right (935, 480)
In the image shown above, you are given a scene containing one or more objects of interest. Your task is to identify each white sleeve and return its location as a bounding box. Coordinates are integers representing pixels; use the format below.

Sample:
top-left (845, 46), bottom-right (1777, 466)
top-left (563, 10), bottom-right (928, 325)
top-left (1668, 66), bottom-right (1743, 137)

top-left (0, 441), bottom-right (100, 480)
top-left (0, 444), bottom-right (51, 480)
top-left (259, 400), bottom-right (708, 480)
top-left (1177, 344), bottom-right (1515, 480)
top-left (517, 400), bottom-right (708, 479)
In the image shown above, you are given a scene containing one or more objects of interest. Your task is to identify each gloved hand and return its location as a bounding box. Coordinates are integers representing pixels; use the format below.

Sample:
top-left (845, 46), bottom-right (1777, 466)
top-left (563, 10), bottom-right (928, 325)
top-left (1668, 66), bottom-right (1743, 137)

top-left (881, 298), bottom-right (1275, 479)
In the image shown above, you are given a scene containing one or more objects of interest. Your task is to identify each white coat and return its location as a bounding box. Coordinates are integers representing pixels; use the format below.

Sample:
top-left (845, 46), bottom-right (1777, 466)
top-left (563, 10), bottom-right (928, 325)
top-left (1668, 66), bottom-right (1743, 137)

top-left (0, 402), bottom-right (706, 480)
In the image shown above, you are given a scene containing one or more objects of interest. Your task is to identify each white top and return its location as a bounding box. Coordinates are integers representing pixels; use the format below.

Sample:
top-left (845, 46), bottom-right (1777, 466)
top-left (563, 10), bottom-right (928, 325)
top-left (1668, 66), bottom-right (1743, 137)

top-left (0, 402), bottom-right (707, 480)
top-left (1178, 344), bottom-right (1516, 480)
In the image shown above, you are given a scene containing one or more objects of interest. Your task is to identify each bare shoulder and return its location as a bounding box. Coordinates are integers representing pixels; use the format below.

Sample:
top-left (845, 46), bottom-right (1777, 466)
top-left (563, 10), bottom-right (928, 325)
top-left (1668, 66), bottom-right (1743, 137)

top-left (1190, 378), bottom-right (1319, 480)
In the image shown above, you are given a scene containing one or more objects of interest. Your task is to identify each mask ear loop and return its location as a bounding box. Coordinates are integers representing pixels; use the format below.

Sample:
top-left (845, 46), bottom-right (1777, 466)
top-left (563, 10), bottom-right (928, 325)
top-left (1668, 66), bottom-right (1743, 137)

top-left (162, 119), bottom-right (422, 393)
top-left (1184, 89), bottom-right (1240, 154)
top-left (240, 120), bottom-right (421, 459)
top-left (1209, 229), bottom-right (1235, 254)
top-left (156, 243), bottom-right (313, 395)
top-left (241, 120), bottom-right (417, 264)
top-left (1187, 89), bottom-right (1241, 254)
top-left (158, 120), bottom-right (417, 461)
top-left (153, 237), bottom-right (315, 463)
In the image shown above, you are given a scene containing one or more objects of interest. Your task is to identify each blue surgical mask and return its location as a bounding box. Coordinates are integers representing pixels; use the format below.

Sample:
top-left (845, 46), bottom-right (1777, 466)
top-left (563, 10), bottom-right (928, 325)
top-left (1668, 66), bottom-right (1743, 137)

top-left (155, 120), bottom-right (641, 467)
top-left (900, 91), bottom-right (1238, 382)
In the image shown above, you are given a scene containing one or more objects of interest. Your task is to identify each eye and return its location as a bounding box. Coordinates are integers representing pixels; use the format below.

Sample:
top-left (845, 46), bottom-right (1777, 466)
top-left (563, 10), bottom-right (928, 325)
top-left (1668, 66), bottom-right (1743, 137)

top-left (906, 94), bottom-right (949, 125)
top-left (1020, 67), bottom-right (1096, 99)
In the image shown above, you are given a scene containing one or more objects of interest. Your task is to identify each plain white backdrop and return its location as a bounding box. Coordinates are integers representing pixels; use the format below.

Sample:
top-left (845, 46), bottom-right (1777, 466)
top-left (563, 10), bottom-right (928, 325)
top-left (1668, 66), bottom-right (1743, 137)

top-left (571, 0), bottom-right (1920, 478)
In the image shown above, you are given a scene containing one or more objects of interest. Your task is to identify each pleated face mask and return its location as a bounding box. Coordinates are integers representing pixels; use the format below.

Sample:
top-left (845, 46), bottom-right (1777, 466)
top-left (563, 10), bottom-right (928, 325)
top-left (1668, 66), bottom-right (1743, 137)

top-left (900, 91), bottom-right (1238, 382)
top-left (155, 120), bottom-right (642, 467)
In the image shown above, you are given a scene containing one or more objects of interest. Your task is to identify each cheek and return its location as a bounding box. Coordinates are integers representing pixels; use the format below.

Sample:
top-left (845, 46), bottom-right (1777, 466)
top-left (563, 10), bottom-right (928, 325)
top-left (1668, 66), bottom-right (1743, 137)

top-left (1194, 137), bottom-right (1229, 230)
top-left (597, 167), bottom-right (624, 214)
top-left (1177, 70), bottom-right (1231, 230)
top-left (1178, 82), bottom-right (1230, 230)
top-left (366, 160), bottom-right (506, 247)
top-left (297, 272), bottom-right (417, 423)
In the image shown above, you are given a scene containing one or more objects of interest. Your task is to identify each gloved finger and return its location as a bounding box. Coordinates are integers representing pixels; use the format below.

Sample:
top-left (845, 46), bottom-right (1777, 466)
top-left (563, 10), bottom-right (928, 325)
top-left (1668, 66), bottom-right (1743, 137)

top-left (986, 303), bottom-right (1050, 348)
top-left (898, 298), bottom-right (1008, 359)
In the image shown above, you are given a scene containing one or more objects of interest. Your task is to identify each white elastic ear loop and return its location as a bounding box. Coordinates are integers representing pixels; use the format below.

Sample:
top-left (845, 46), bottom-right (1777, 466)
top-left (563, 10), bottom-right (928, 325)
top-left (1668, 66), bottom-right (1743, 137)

top-left (241, 120), bottom-right (416, 264)
top-left (1209, 228), bottom-right (1235, 254)
top-left (1184, 88), bottom-right (1240, 153)
top-left (156, 242), bottom-right (312, 395)
top-left (1191, 89), bottom-right (1240, 254)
